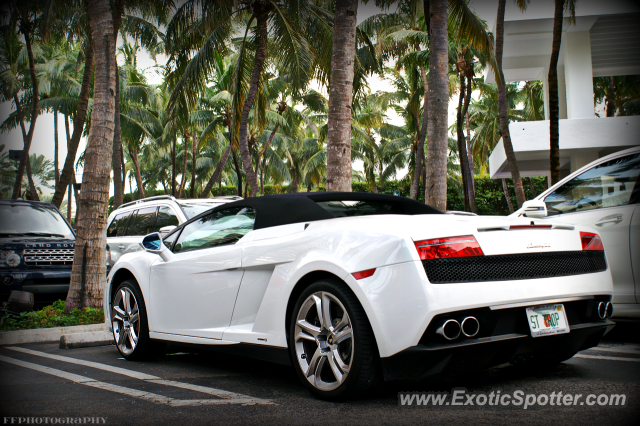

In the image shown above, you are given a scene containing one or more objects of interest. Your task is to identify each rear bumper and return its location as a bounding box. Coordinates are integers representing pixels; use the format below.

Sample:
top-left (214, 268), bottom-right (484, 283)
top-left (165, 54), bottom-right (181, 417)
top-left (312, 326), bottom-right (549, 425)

top-left (380, 320), bottom-right (615, 381)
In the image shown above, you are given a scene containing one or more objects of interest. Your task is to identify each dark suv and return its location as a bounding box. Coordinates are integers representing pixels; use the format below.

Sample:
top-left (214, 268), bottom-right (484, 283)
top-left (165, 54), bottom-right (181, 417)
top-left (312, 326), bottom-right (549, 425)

top-left (0, 199), bottom-right (77, 303)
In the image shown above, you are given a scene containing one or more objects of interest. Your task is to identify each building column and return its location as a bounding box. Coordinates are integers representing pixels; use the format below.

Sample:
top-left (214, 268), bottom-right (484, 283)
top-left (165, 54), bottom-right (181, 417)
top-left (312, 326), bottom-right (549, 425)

top-left (542, 65), bottom-right (550, 120)
top-left (564, 31), bottom-right (595, 119)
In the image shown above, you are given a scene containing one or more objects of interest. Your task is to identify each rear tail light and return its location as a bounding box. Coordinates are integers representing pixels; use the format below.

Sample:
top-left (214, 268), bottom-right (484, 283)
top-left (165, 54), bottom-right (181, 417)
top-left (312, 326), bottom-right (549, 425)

top-left (580, 232), bottom-right (604, 251)
top-left (414, 235), bottom-right (484, 260)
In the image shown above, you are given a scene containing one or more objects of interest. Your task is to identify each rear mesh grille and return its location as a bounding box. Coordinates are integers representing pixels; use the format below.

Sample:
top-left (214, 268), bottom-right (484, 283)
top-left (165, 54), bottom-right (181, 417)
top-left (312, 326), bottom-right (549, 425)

top-left (423, 251), bottom-right (607, 284)
top-left (23, 249), bottom-right (74, 266)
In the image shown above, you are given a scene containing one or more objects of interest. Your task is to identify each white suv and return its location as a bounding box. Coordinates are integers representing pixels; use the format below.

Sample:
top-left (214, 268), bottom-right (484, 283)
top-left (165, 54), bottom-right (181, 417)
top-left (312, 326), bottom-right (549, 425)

top-left (514, 146), bottom-right (640, 318)
top-left (106, 195), bottom-right (241, 263)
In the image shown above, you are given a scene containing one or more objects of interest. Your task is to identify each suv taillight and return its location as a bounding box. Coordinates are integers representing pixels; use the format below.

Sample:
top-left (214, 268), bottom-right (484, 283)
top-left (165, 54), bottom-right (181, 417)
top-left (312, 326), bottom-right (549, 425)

top-left (580, 232), bottom-right (605, 251)
top-left (414, 235), bottom-right (484, 260)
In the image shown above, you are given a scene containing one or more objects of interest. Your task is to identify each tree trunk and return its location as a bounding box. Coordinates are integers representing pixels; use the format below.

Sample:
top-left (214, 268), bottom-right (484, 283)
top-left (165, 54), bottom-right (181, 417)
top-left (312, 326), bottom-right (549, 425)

top-left (66, 0), bottom-right (116, 312)
top-left (121, 152), bottom-right (126, 193)
top-left (54, 113), bottom-right (59, 188)
top-left (72, 174), bottom-right (80, 226)
top-left (326, 0), bottom-right (358, 193)
top-left (465, 111), bottom-right (475, 195)
top-left (190, 129), bottom-right (198, 197)
top-left (238, 11), bottom-right (268, 198)
top-left (52, 37), bottom-right (94, 208)
top-left (411, 66), bottom-right (429, 200)
top-left (128, 146), bottom-right (145, 199)
top-left (424, 0), bottom-right (448, 212)
top-left (548, 0), bottom-right (564, 185)
top-left (65, 116), bottom-right (72, 220)
top-left (496, 0), bottom-right (526, 206)
top-left (232, 149), bottom-right (243, 197)
top-left (502, 178), bottom-right (514, 214)
top-left (527, 177), bottom-right (537, 198)
top-left (171, 136), bottom-right (177, 196)
top-left (12, 21), bottom-right (40, 200)
top-left (606, 76), bottom-right (615, 117)
top-left (260, 154), bottom-right (267, 195)
top-left (458, 71), bottom-right (478, 214)
top-left (178, 131), bottom-right (190, 198)
top-left (200, 143), bottom-right (232, 198)
top-left (112, 67), bottom-right (124, 209)
top-left (457, 73), bottom-right (471, 212)
top-left (11, 94), bottom-right (39, 200)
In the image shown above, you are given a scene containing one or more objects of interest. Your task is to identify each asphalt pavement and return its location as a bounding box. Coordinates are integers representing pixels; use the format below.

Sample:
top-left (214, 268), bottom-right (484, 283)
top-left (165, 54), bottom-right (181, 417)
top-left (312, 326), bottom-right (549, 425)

top-left (0, 322), bottom-right (639, 426)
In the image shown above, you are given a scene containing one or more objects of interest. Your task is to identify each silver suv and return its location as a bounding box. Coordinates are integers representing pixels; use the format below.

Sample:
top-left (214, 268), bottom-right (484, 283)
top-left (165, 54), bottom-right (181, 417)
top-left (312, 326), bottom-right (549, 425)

top-left (106, 195), bottom-right (241, 263)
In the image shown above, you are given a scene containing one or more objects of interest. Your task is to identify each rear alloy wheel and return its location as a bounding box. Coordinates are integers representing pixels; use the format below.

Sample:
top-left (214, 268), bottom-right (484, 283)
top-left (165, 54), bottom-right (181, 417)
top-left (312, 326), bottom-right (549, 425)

top-left (290, 280), bottom-right (380, 400)
top-left (112, 280), bottom-right (163, 360)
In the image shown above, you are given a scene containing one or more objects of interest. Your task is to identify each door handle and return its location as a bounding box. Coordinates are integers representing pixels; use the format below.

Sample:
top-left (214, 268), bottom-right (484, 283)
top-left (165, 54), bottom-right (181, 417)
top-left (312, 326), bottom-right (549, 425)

top-left (596, 215), bottom-right (623, 226)
top-left (118, 245), bottom-right (125, 249)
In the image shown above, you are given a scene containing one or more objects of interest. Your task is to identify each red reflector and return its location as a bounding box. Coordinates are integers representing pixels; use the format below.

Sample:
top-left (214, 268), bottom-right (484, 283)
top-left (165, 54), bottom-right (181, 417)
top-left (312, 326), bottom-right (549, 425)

top-left (580, 232), bottom-right (605, 251)
top-left (414, 235), bottom-right (484, 260)
top-left (352, 268), bottom-right (376, 280)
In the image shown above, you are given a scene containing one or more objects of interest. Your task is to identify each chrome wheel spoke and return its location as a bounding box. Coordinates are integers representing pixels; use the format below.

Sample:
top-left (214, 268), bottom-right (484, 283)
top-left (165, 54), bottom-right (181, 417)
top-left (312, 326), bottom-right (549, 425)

top-left (313, 356), bottom-right (327, 387)
top-left (322, 293), bottom-right (333, 331)
top-left (128, 327), bottom-right (138, 347)
top-left (297, 319), bottom-right (321, 338)
top-left (122, 289), bottom-right (132, 315)
top-left (327, 350), bottom-right (345, 384)
top-left (312, 295), bottom-right (324, 329)
top-left (333, 326), bottom-right (352, 344)
top-left (332, 348), bottom-right (350, 373)
top-left (129, 312), bottom-right (139, 325)
top-left (305, 348), bottom-right (322, 378)
top-left (117, 327), bottom-right (127, 348)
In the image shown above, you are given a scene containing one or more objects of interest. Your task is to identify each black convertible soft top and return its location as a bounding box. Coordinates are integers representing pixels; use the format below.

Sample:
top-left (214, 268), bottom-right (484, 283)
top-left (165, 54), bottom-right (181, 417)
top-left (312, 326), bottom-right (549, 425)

top-left (199, 192), bottom-right (442, 230)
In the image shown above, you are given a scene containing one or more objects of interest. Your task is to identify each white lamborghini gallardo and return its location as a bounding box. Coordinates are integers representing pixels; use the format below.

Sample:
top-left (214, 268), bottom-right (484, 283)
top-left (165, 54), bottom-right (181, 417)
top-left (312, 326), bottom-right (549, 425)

top-left (104, 192), bottom-right (614, 400)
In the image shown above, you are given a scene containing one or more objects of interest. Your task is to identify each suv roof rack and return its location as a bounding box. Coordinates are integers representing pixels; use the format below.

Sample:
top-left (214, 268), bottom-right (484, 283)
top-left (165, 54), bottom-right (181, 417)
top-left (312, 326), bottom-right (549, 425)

top-left (118, 195), bottom-right (177, 210)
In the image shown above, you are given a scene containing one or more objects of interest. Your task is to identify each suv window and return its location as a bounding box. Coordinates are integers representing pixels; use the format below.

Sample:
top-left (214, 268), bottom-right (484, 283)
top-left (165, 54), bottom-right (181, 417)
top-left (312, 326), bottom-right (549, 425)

top-left (173, 207), bottom-right (256, 254)
top-left (107, 211), bottom-right (133, 237)
top-left (0, 203), bottom-right (74, 238)
top-left (126, 207), bottom-right (158, 236)
top-left (544, 153), bottom-right (640, 216)
top-left (154, 206), bottom-right (180, 232)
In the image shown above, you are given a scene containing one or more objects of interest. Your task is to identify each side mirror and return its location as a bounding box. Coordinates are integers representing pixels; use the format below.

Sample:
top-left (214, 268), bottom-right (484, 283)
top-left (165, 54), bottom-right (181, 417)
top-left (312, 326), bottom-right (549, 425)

top-left (140, 233), bottom-right (174, 262)
top-left (521, 199), bottom-right (548, 218)
top-left (159, 225), bottom-right (177, 235)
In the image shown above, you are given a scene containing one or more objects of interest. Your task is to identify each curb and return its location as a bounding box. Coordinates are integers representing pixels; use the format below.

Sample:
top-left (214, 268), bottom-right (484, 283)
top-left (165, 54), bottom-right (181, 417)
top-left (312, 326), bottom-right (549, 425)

top-left (59, 330), bottom-right (114, 349)
top-left (0, 323), bottom-right (109, 346)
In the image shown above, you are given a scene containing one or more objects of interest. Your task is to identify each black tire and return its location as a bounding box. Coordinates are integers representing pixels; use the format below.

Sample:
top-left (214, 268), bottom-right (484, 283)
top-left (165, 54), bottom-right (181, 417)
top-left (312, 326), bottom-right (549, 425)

top-left (288, 278), bottom-right (381, 401)
top-left (111, 280), bottom-right (164, 360)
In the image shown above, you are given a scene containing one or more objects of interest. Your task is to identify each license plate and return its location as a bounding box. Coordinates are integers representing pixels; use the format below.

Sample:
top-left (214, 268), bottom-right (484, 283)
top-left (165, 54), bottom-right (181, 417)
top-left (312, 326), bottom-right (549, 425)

top-left (526, 304), bottom-right (570, 337)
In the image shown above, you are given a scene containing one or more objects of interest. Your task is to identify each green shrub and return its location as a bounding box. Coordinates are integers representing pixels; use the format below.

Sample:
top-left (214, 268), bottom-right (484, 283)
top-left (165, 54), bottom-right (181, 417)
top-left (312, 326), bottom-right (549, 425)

top-left (0, 300), bottom-right (104, 331)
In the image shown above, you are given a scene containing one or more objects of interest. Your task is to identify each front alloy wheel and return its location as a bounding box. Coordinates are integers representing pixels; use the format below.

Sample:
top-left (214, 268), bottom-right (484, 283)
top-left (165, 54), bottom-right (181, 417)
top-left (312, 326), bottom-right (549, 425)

top-left (112, 286), bottom-right (140, 356)
top-left (294, 291), bottom-right (354, 391)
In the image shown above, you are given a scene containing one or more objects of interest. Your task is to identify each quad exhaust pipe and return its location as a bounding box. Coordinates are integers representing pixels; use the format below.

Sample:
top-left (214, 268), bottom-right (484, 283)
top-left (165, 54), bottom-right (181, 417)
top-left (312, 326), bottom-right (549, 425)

top-left (597, 301), bottom-right (613, 319)
top-left (461, 316), bottom-right (480, 337)
top-left (436, 319), bottom-right (461, 340)
top-left (436, 316), bottom-right (480, 340)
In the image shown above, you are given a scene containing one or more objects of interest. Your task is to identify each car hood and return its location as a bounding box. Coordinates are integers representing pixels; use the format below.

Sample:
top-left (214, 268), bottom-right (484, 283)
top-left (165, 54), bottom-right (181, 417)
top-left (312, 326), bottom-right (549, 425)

top-left (0, 237), bottom-right (76, 250)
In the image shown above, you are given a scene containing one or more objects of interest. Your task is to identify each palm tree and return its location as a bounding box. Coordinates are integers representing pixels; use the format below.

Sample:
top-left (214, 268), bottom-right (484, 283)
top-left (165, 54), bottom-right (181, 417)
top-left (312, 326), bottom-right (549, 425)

top-left (495, 0), bottom-right (527, 207)
top-left (326, 0), bottom-right (359, 193)
top-left (65, 0), bottom-right (117, 313)
top-left (166, 0), bottom-right (322, 197)
top-left (50, 3), bottom-right (95, 209)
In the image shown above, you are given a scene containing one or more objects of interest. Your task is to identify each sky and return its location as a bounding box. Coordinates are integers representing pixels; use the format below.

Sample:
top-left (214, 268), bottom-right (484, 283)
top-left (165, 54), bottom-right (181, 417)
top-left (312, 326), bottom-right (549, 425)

top-left (0, 1), bottom-right (485, 201)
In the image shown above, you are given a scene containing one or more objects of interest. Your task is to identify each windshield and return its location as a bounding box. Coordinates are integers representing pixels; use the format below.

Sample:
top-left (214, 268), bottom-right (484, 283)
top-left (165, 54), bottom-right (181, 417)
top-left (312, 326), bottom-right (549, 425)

top-left (0, 204), bottom-right (74, 238)
top-left (180, 203), bottom-right (223, 218)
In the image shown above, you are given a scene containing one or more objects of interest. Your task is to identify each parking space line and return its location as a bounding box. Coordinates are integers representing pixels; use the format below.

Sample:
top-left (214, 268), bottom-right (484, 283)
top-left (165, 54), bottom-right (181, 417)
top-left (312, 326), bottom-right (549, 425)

top-left (1, 348), bottom-right (274, 406)
top-left (6, 346), bottom-right (158, 380)
top-left (573, 354), bottom-right (640, 363)
top-left (588, 345), bottom-right (640, 355)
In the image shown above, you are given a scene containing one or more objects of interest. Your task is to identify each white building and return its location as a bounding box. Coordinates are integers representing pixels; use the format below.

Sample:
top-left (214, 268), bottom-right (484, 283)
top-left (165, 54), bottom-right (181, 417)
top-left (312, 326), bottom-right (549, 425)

top-left (473, 0), bottom-right (640, 181)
